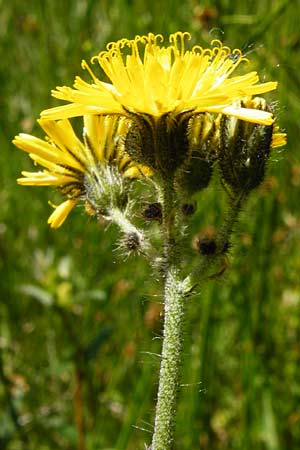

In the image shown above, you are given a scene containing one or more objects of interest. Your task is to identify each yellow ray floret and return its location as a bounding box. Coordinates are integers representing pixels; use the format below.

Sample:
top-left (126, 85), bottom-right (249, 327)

top-left (41, 32), bottom-right (277, 125)
top-left (14, 115), bottom-right (151, 227)
top-left (271, 127), bottom-right (287, 148)
top-left (48, 199), bottom-right (78, 228)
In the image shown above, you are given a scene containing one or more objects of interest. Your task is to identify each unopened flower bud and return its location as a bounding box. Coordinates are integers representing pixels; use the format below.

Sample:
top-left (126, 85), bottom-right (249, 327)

top-left (218, 98), bottom-right (275, 196)
top-left (196, 237), bottom-right (217, 255)
top-left (123, 231), bottom-right (143, 252)
top-left (181, 202), bottom-right (197, 216)
top-left (193, 228), bottom-right (230, 256)
top-left (176, 113), bottom-right (219, 195)
top-left (142, 202), bottom-right (162, 221)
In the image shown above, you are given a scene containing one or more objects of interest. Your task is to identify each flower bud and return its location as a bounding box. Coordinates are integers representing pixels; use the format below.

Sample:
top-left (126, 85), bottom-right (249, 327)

top-left (123, 232), bottom-right (143, 252)
top-left (196, 237), bottom-right (217, 255)
top-left (194, 234), bottom-right (230, 256)
top-left (181, 202), bottom-right (197, 216)
top-left (176, 113), bottom-right (219, 195)
top-left (218, 98), bottom-right (274, 196)
top-left (142, 202), bottom-right (162, 221)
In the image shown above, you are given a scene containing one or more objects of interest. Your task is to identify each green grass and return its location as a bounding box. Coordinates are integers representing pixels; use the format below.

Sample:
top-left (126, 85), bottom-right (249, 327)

top-left (1, 0), bottom-right (300, 449)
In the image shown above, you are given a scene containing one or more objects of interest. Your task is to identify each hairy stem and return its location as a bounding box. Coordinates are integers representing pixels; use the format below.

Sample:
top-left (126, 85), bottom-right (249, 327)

top-left (215, 195), bottom-right (244, 253)
top-left (188, 195), bottom-right (244, 286)
top-left (151, 178), bottom-right (187, 450)
top-left (108, 207), bottom-right (140, 234)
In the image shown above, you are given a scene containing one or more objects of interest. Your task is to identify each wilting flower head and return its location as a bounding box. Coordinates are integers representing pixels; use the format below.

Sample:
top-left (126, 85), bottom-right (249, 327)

top-left (14, 115), bottom-right (150, 227)
top-left (40, 32), bottom-right (280, 176)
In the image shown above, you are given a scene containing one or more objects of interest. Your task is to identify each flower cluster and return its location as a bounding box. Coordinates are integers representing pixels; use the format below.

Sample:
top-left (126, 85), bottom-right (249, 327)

top-left (14, 32), bottom-right (286, 227)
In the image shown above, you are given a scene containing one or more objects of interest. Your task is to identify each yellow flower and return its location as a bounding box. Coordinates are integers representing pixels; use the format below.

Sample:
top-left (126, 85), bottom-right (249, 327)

top-left (42, 32), bottom-right (277, 125)
top-left (14, 115), bottom-right (150, 228)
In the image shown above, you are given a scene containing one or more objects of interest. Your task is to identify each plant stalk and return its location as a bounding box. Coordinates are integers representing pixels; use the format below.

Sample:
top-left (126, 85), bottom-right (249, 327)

top-left (151, 178), bottom-right (187, 450)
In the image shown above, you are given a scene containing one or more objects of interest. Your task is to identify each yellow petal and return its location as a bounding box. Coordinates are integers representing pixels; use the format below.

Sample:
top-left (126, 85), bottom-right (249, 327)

top-left (41, 103), bottom-right (116, 120)
top-left (17, 171), bottom-right (76, 186)
top-left (272, 132), bottom-right (287, 148)
top-left (40, 33), bottom-right (280, 124)
top-left (48, 199), bottom-right (77, 228)
top-left (215, 105), bottom-right (274, 125)
top-left (13, 133), bottom-right (84, 171)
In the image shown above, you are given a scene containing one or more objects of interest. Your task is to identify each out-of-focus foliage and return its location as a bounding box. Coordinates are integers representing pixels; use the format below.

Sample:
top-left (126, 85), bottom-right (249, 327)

top-left (0, 0), bottom-right (299, 449)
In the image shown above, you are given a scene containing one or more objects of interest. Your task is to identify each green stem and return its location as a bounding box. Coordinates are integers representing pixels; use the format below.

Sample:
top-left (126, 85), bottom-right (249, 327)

top-left (150, 186), bottom-right (244, 448)
top-left (214, 195), bottom-right (244, 254)
top-left (108, 207), bottom-right (148, 253)
top-left (188, 195), bottom-right (244, 287)
top-left (109, 207), bottom-right (142, 236)
top-left (151, 178), bottom-right (187, 450)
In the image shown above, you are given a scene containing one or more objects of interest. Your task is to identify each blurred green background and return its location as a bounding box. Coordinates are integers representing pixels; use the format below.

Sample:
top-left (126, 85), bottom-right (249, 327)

top-left (1, 0), bottom-right (299, 449)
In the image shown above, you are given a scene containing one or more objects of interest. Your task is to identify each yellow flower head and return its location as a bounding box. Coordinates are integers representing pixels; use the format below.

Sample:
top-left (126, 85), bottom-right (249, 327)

top-left (42, 32), bottom-right (277, 125)
top-left (14, 115), bottom-right (150, 228)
